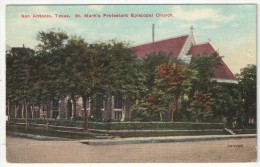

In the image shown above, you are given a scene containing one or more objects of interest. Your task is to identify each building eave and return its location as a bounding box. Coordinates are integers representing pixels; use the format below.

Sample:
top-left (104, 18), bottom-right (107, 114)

top-left (211, 78), bottom-right (238, 84)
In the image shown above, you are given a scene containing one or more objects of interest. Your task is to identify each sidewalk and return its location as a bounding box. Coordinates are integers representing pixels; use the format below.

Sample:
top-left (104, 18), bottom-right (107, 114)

top-left (80, 134), bottom-right (257, 145)
top-left (7, 131), bottom-right (256, 145)
top-left (7, 131), bottom-right (71, 141)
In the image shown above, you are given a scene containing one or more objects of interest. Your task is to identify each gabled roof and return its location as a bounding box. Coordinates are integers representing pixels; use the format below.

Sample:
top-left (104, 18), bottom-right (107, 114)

top-left (133, 34), bottom-right (237, 82)
top-left (133, 35), bottom-right (189, 58)
top-left (187, 42), bottom-right (236, 81)
top-left (211, 57), bottom-right (237, 80)
top-left (187, 43), bottom-right (215, 58)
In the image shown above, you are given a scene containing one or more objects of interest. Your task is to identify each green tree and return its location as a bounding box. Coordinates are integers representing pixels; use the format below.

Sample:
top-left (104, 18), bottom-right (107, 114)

top-left (6, 47), bottom-right (35, 129)
top-left (155, 60), bottom-right (192, 122)
top-left (188, 91), bottom-right (213, 122)
top-left (129, 52), bottom-right (171, 122)
top-left (85, 41), bottom-right (146, 121)
top-left (6, 52), bottom-right (19, 126)
top-left (6, 52), bottom-right (17, 126)
top-left (63, 35), bottom-right (89, 121)
top-left (36, 29), bottom-right (69, 129)
top-left (142, 52), bottom-right (172, 90)
top-left (175, 54), bottom-right (217, 122)
top-left (188, 54), bottom-right (218, 95)
top-left (65, 35), bottom-right (91, 133)
top-left (132, 90), bottom-right (167, 122)
top-left (210, 83), bottom-right (244, 127)
top-left (85, 42), bottom-right (112, 121)
top-left (237, 64), bottom-right (256, 126)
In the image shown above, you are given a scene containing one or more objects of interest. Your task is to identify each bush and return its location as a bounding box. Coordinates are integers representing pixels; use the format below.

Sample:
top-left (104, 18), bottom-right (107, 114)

top-left (6, 125), bottom-right (93, 139)
top-left (110, 130), bottom-right (229, 138)
top-left (11, 118), bottom-right (83, 127)
top-left (89, 122), bottom-right (225, 130)
top-left (10, 118), bottom-right (224, 130)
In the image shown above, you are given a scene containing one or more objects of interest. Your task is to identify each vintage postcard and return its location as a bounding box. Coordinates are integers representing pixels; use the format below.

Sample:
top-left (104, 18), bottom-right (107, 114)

top-left (1, 0), bottom-right (258, 165)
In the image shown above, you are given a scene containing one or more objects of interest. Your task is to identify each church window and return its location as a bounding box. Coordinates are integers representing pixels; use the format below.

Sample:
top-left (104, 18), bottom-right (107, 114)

top-left (114, 111), bottom-right (122, 120)
top-left (114, 96), bottom-right (122, 109)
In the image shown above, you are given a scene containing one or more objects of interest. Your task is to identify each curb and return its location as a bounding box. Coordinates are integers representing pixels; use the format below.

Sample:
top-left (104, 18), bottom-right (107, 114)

top-left (7, 132), bottom-right (71, 141)
top-left (80, 134), bottom-right (257, 145)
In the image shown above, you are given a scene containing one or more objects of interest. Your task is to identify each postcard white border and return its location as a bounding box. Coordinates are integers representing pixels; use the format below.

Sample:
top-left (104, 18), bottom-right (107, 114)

top-left (0, 1), bottom-right (259, 167)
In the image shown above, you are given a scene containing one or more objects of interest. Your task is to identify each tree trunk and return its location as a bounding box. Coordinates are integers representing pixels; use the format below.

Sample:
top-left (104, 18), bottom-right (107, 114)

top-left (46, 101), bottom-right (52, 132)
top-left (171, 99), bottom-right (178, 122)
top-left (128, 103), bottom-right (132, 121)
top-left (31, 104), bottom-right (34, 120)
top-left (41, 104), bottom-right (45, 120)
top-left (38, 103), bottom-right (41, 119)
top-left (71, 94), bottom-right (77, 120)
top-left (82, 95), bottom-right (89, 135)
top-left (46, 109), bottom-right (49, 132)
top-left (50, 101), bottom-right (53, 119)
top-left (160, 112), bottom-right (163, 122)
top-left (14, 103), bottom-right (19, 119)
top-left (24, 99), bottom-right (29, 130)
top-left (21, 103), bottom-right (24, 119)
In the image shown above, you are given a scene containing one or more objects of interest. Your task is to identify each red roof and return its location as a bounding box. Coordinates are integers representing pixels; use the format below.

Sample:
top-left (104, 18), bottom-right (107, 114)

top-left (211, 58), bottom-right (237, 80)
top-left (188, 43), bottom-right (236, 81)
top-left (133, 35), bottom-right (189, 58)
top-left (187, 43), bottom-right (215, 58)
top-left (133, 35), bottom-right (236, 81)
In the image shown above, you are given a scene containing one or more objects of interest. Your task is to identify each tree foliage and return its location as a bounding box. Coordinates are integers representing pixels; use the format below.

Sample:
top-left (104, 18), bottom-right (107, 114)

top-left (155, 60), bottom-right (192, 121)
top-left (142, 52), bottom-right (172, 90)
top-left (133, 90), bottom-right (166, 122)
top-left (188, 54), bottom-right (218, 94)
top-left (6, 47), bottom-right (36, 129)
top-left (188, 91), bottom-right (213, 122)
top-left (237, 64), bottom-right (256, 125)
top-left (6, 29), bottom-right (257, 128)
top-left (210, 83), bottom-right (244, 127)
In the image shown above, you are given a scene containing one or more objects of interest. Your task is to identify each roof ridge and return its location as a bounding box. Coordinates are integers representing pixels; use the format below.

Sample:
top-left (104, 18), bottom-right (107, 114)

top-left (191, 42), bottom-right (216, 53)
top-left (132, 34), bottom-right (189, 48)
top-left (193, 42), bottom-right (211, 46)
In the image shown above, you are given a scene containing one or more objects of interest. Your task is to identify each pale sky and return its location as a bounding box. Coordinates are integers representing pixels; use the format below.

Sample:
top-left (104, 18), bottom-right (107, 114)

top-left (6, 4), bottom-right (256, 74)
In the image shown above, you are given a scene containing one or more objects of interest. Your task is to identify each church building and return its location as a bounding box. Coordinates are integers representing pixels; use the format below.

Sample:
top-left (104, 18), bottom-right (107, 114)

top-left (7, 28), bottom-right (238, 122)
top-left (79, 27), bottom-right (238, 121)
top-left (133, 26), bottom-right (237, 84)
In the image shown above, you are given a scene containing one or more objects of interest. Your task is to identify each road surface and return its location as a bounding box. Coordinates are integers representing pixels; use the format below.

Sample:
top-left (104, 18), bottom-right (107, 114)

top-left (6, 135), bottom-right (256, 163)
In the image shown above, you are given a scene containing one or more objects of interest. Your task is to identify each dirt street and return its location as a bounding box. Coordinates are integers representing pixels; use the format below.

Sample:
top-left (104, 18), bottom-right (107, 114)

top-left (6, 136), bottom-right (256, 163)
